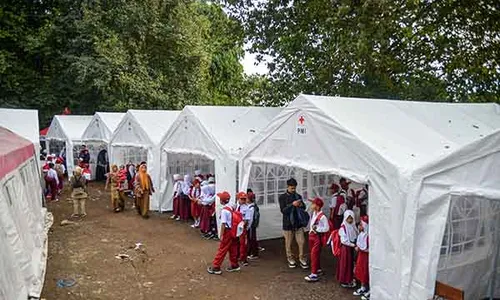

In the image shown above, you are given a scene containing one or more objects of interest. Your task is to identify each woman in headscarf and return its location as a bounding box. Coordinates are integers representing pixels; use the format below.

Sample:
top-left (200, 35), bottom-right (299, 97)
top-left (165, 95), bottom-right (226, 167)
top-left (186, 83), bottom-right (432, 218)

top-left (189, 179), bottom-right (202, 228)
top-left (70, 166), bottom-right (88, 218)
top-left (337, 209), bottom-right (358, 288)
top-left (106, 164), bottom-right (125, 212)
top-left (179, 174), bottom-right (192, 221)
top-left (134, 162), bottom-right (154, 219)
top-left (199, 182), bottom-right (215, 235)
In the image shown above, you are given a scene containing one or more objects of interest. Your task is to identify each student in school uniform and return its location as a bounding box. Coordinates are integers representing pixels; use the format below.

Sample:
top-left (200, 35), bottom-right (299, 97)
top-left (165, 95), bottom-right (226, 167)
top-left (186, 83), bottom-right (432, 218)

top-left (189, 179), bottom-right (202, 228)
top-left (305, 197), bottom-right (330, 282)
top-left (170, 174), bottom-right (183, 220)
top-left (354, 216), bottom-right (370, 298)
top-left (329, 183), bottom-right (343, 229)
top-left (236, 192), bottom-right (249, 266)
top-left (337, 209), bottom-right (358, 288)
top-left (46, 163), bottom-right (59, 202)
top-left (55, 157), bottom-right (65, 193)
top-left (179, 174), bottom-right (192, 221)
top-left (246, 189), bottom-right (260, 260)
top-left (199, 183), bottom-right (215, 236)
top-left (207, 191), bottom-right (240, 275)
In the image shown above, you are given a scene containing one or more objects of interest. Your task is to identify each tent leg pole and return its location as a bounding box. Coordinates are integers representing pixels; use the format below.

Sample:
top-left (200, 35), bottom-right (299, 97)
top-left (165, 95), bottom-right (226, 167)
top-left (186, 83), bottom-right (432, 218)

top-left (488, 216), bottom-right (500, 300)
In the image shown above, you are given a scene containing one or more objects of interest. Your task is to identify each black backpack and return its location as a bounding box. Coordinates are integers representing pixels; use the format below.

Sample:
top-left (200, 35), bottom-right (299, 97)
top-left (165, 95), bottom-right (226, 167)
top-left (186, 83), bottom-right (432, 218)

top-left (251, 203), bottom-right (260, 228)
top-left (72, 176), bottom-right (84, 189)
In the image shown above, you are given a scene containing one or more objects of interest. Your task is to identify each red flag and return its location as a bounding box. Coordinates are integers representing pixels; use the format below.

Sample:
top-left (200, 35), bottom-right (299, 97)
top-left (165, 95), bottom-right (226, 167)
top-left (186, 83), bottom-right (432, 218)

top-left (62, 107), bottom-right (71, 115)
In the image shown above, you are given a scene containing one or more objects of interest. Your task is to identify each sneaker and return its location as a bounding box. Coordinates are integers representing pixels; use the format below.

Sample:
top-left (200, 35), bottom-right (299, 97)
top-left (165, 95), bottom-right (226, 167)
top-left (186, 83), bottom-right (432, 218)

top-left (317, 269), bottom-right (324, 276)
top-left (212, 236), bottom-right (220, 241)
top-left (242, 261), bottom-right (249, 266)
top-left (205, 234), bottom-right (215, 240)
top-left (288, 260), bottom-right (297, 269)
top-left (170, 215), bottom-right (177, 219)
top-left (247, 255), bottom-right (259, 260)
top-left (175, 216), bottom-right (180, 221)
top-left (361, 291), bottom-right (370, 300)
top-left (353, 287), bottom-right (367, 296)
top-left (304, 274), bottom-right (319, 282)
top-left (207, 267), bottom-right (222, 275)
top-left (190, 224), bottom-right (197, 228)
top-left (299, 260), bottom-right (309, 269)
top-left (225, 266), bottom-right (241, 272)
top-left (258, 247), bottom-right (265, 252)
top-left (341, 282), bottom-right (357, 288)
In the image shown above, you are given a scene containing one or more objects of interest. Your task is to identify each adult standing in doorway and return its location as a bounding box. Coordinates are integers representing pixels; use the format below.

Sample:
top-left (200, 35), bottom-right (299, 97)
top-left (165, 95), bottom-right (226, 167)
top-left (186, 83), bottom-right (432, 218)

top-left (278, 178), bottom-right (309, 269)
top-left (78, 145), bottom-right (90, 164)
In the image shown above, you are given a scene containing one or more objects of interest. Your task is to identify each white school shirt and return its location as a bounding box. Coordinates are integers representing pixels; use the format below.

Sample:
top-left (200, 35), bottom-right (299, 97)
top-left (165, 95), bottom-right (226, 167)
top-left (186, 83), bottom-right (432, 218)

top-left (47, 169), bottom-right (59, 185)
top-left (246, 204), bottom-right (255, 228)
top-left (220, 204), bottom-right (232, 228)
top-left (329, 192), bottom-right (339, 209)
top-left (236, 203), bottom-right (248, 218)
top-left (309, 211), bottom-right (330, 234)
top-left (172, 181), bottom-right (182, 197)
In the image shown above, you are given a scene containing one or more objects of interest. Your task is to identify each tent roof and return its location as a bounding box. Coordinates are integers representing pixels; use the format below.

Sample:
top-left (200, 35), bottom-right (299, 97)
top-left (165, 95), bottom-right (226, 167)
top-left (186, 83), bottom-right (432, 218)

top-left (182, 106), bottom-right (282, 156)
top-left (95, 112), bottom-right (125, 133)
top-left (81, 112), bottom-right (125, 141)
top-left (126, 110), bottom-right (180, 145)
top-left (46, 115), bottom-right (93, 142)
top-left (0, 108), bottom-right (39, 145)
top-left (294, 94), bottom-right (500, 171)
top-left (0, 127), bottom-right (35, 179)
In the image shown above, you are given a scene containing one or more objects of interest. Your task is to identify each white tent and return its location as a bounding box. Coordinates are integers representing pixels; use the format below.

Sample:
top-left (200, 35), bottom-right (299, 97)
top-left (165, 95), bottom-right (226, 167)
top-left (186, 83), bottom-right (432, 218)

top-left (81, 112), bottom-right (125, 179)
top-left (46, 115), bottom-right (92, 174)
top-left (158, 106), bottom-right (282, 213)
top-left (239, 94), bottom-right (500, 300)
top-left (0, 108), bottom-right (40, 159)
top-left (0, 127), bottom-right (51, 300)
top-left (109, 110), bottom-right (180, 210)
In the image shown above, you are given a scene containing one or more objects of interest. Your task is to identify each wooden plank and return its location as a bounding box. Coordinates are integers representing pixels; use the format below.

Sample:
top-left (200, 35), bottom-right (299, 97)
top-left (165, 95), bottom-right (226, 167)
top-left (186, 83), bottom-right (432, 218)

top-left (435, 281), bottom-right (464, 300)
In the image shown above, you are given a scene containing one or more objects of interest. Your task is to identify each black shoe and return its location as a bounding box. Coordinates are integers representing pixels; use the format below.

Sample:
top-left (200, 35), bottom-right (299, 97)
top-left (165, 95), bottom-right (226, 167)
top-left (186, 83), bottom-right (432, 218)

top-left (288, 261), bottom-right (297, 269)
top-left (207, 267), bottom-right (222, 275)
top-left (242, 261), bottom-right (249, 266)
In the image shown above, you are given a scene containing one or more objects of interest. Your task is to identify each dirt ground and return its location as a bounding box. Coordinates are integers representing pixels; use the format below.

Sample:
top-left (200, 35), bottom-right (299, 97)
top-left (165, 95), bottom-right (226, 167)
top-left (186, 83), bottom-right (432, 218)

top-left (42, 182), bottom-right (358, 300)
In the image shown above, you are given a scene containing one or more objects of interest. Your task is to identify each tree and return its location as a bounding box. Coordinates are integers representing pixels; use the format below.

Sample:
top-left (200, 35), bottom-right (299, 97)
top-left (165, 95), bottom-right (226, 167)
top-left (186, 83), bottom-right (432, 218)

top-left (222, 0), bottom-right (500, 105)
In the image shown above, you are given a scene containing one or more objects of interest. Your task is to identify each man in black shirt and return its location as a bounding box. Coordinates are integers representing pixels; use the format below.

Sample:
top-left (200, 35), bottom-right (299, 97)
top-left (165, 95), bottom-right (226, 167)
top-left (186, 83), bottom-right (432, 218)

top-left (278, 178), bottom-right (308, 269)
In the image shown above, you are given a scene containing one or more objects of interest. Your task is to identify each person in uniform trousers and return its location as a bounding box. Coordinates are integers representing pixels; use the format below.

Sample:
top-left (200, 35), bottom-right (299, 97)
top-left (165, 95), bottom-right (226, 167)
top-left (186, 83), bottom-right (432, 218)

top-left (236, 192), bottom-right (249, 266)
top-left (179, 174), bottom-right (192, 221)
top-left (353, 216), bottom-right (370, 299)
top-left (245, 190), bottom-right (260, 260)
top-left (337, 210), bottom-right (358, 288)
top-left (207, 191), bottom-right (240, 275)
top-left (170, 174), bottom-right (183, 220)
top-left (305, 197), bottom-right (330, 282)
top-left (189, 179), bottom-right (202, 228)
top-left (46, 163), bottom-right (59, 202)
top-left (199, 182), bottom-right (216, 238)
top-left (134, 162), bottom-right (154, 219)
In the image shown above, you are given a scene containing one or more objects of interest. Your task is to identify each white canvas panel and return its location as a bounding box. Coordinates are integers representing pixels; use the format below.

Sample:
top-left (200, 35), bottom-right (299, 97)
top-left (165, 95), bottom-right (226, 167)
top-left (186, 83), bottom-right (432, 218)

top-left (82, 112), bottom-right (125, 142)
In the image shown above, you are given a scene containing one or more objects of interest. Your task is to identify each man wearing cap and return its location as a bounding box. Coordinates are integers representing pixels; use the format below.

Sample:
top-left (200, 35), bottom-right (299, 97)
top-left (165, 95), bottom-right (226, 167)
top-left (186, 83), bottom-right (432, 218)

top-left (278, 177), bottom-right (308, 269)
top-left (207, 191), bottom-right (240, 275)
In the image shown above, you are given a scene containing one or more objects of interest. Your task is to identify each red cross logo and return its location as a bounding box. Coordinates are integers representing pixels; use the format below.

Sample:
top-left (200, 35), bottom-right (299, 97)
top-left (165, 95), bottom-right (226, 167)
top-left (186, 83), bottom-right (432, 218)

top-left (298, 116), bottom-right (305, 125)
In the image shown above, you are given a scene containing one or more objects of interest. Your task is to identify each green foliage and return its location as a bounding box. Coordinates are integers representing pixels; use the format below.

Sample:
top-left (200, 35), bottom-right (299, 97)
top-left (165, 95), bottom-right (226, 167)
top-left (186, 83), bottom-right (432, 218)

top-left (0, 0), bottom-right (251, 127)
top-left (222, 0), bottom-right (500, 105)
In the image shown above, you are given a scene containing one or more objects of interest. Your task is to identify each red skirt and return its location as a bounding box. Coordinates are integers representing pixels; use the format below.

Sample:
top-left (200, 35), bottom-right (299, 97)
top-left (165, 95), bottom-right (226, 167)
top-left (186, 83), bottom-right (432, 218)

top-left (172, 196), bottom-right (180, 216)
top-left (199, 204), bottom-right (214, 233)
top-left (336, 244), bottom-right (354, 283)
top-left (191, 201), bottom-right (201, 218)
top-left (179, 195), bottom-right (191, 220)
top-left (355, 250), bottom-right (369, 285)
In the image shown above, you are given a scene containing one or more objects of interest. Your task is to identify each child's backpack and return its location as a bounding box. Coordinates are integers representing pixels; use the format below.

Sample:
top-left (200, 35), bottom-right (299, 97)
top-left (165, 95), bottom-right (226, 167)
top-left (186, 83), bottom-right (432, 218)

top-left (250, 203), bottom-right (260, 228)
top-left (328, 229), bottom-right (341, 257)
top-left (223, 206), bottom-right (245, 238)
top-left (314, 212), bottom-right (334, 246)
top-left (55, 164), bottom-right (64, 177)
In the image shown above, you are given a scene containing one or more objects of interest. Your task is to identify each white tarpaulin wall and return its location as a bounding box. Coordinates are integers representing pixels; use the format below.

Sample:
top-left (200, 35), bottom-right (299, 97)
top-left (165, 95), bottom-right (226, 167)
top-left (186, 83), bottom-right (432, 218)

top-left (0, 127), bottom-right (50, 300)
top-left (46, 115), bottom-right (92, 174)
top-left (159, 106), bottom-right (282, 213)
top-left (109, 110), bottom-right (180, 210)
top-left (0, 108), bottom-right (40, 159)
top-left (82, 112), bottom-right (125, 178)
top-left (239, 94), bottom-right (500, 300)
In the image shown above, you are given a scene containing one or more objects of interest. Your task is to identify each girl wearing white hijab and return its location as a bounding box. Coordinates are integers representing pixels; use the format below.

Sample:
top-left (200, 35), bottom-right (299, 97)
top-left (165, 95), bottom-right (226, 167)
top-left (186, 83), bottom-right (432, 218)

top-left (199, 184), bottom-right (215, 235)
top-left (179, 174), bottom-right (192, 221)
top-left (337, 210), bottom-right (358, 288)
top-left (354, 216), bottom-right (370, 297)
top-left (171, 174), bottom-right (183, 221)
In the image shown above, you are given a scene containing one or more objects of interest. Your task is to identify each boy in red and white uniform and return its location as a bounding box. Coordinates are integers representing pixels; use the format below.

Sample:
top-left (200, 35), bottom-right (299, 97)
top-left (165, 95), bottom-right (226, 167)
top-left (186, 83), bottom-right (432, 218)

top-left (236, 192), bottom-right (249, 266)
top-left (305, 197), bottom-right (330, 282)
top-left (207, 191), bottom-right (240, 275)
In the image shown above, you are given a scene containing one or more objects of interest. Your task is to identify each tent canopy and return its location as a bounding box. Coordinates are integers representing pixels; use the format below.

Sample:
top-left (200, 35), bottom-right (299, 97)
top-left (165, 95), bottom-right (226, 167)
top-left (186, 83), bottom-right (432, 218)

top-left (239, 94), bottom-right (500, 300)
top-left (0, 108), bottom-right (39, 148)
top-left (46, 115), bottom-right (93, 142)
top-left (81, 112), bottom-right (125, 142)
top-left (111, 110), bottom-right (180, 147)
top-left (0, 127), bottom-right (35, 179)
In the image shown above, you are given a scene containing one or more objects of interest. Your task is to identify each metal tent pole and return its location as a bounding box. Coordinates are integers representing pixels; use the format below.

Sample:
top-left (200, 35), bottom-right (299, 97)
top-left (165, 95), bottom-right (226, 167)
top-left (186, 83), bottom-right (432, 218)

top-left (488, 213), bottom-right (500, 300)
